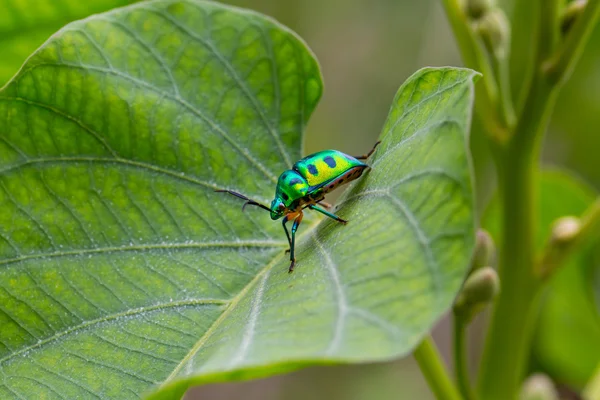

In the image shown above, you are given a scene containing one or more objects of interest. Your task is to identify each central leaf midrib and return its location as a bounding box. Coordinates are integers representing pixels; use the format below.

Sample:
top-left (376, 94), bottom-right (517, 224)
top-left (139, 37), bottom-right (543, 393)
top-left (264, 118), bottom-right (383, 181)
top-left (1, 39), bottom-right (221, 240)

top-left (162, 251), bottom-right (285, 383)
top-left (162, 217), bottom-right (323, 384)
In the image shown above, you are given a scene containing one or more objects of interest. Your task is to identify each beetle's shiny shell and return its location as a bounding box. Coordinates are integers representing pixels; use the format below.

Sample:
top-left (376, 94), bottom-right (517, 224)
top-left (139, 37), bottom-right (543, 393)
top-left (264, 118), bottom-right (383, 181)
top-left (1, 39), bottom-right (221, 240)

top-left (274, 150), bottom-right (368, 209)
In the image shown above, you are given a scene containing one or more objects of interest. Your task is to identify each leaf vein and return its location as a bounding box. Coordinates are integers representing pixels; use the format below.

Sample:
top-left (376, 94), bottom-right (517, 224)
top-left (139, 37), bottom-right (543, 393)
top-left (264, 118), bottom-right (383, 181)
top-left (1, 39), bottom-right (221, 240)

top-left (9, 61), bottom-right (279, 182)
top-left (312, 234), bottom-right (347, 356)
top-left (0, 298), bottom-right (227, 367)
top-left (148, 4), bottom-right (292, 167)
top-left (162, 251), bottom-right (284, 382)
top-left (0, 240), bottom-right (285, 267)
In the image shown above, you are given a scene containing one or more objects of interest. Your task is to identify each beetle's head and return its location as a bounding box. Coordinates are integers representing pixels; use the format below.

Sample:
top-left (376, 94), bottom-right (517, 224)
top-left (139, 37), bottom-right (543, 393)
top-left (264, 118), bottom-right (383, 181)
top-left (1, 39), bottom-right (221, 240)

top-left (270, 197), bottom-right (286, 220)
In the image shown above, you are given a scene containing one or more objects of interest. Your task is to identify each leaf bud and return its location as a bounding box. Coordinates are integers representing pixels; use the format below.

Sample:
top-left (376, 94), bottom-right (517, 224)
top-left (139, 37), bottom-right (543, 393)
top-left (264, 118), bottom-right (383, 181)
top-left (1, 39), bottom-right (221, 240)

top-left (453, 266), bottom-right (500, 321)
top-left (561, 0), bottom-right (587, 35)
top-left (465, 0), bottom-right (495, 19)
top-left (472, 8), bottom-right (511, 58)
top-left (519, 374), bottom-right (559, 400)
top-left (472, 229), bottom-right (495, 270)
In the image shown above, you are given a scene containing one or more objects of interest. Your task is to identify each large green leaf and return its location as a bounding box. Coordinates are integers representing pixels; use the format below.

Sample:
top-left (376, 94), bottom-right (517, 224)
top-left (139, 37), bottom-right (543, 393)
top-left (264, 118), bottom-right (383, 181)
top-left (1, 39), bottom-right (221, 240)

top-left (0, 0), bottom-right (477, 398)
top-left (0, 0), bottom-right (139, 87)
top-left (484, 169), bottom-right (600, 388)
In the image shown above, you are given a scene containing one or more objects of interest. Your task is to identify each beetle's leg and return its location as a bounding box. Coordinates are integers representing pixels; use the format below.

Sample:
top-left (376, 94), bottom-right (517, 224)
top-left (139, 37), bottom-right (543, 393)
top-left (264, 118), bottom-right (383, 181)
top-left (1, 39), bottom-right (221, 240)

top-left (288, 212), bottom-right (304, 273)
top-left (282, 215), bottom-right (292, 254)
top-left (354, 140), bottom-right (381, 160)
top-left (215, 190), bottom-right (272, 213)
top-left (317, 200), bottom-right (333, 209)
top-left (308, 204), bottom-right (348, 225)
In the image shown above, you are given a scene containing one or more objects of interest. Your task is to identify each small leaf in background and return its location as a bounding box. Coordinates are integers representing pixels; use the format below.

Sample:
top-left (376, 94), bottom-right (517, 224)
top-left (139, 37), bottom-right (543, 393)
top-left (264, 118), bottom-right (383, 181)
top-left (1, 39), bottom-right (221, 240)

top-left (0, 0), bottom-right (477, 398)
top-left (484, 169), bottom-right (600, 388)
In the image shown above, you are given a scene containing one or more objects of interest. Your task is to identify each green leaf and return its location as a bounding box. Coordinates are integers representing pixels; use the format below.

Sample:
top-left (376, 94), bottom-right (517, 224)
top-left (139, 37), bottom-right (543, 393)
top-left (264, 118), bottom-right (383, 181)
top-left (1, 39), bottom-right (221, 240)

top-left (0, 0), bottom-right (478, 398)
top-left (0, 0), bottom-right (138, 87)
top-left (484, 169), bottom-right (600, 388)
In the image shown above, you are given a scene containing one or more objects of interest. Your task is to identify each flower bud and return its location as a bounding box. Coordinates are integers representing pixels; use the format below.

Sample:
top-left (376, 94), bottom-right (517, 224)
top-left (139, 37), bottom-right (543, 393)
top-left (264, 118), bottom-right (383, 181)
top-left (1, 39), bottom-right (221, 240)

top-left (454, 266), bottom-right (500, 321)
top-left (519, 374), bottom-right (559, 400)
top-left (472, 229), bottom-right (495, 270)
top-left (473, 8), bottom-right (511, 58)
top-left (551, 216), bottom-right (581, 245)
top-left (465, 0), bottom-right (495, 19)
top-left (538, 216), bottom-right (582, 280)
top-left (561, 0), bottom-right (587, 35)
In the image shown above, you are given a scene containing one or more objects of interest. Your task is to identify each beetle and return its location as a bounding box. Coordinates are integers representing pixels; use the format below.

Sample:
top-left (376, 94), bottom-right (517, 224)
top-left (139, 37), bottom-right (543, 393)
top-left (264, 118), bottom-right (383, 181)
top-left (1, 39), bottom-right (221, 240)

top-left (216, 141), bottom-right (380, 273)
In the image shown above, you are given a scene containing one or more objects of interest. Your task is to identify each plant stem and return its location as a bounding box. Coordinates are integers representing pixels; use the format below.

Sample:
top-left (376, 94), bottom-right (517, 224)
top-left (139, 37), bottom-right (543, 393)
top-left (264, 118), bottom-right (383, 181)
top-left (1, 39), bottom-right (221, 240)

top-left (438, 0), bottom-right (600, 398)
top-left (476, 0), bottom-right (600, 396)
top-left (539, 0), bottom-right (562, 61)
top-left (477, 147), bottom-right (539, 400)
top-left (453, 317), bottom-right (475, 400)
top-left (414, 336), bottom-right (463, 400)
top-left (478, 74), bottom-right (558, 400)
top-left (577, 197), bottom-right (600, 237)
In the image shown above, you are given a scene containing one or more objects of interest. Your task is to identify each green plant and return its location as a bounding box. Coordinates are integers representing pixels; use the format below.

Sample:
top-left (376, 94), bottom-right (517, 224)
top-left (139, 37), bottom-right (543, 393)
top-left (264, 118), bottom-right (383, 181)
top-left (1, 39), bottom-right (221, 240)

top-left (0, 0), bottom-right (598, 399)
top-left (442, 0), bottom-right (600, 399)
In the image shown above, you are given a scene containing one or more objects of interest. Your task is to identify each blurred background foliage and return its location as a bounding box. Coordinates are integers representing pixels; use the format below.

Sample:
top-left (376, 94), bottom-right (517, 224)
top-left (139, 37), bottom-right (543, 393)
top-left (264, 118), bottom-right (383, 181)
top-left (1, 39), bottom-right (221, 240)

top-left (0, 0), bottom-right (598, 399)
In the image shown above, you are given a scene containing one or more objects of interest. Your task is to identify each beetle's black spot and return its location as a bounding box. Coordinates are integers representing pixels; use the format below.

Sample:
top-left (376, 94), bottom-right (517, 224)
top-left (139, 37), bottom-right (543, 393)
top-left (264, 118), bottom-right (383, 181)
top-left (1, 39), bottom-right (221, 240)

top-left (307, 164), bottom-right (318, 175)
top-left (324, 156), bottom-right (336, 168)
top-left (289, 178), bottom-right (303, 186)
top-left (281, 193), bottom-right (289, 201)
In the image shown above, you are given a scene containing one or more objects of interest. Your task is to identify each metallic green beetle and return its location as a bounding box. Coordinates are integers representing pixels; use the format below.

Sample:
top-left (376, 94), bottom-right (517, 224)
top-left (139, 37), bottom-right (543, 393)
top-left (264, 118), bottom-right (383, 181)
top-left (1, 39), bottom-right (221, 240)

top-left (217, 141), bottom-right (380, 273)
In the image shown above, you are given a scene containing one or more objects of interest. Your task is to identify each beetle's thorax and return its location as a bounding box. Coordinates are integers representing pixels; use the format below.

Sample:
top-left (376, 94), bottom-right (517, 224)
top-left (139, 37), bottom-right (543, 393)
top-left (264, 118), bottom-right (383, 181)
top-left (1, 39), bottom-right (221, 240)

top-left (275, 170), bottom-right (309, 203)
top-left (270, 195), bottom-right (307, 220)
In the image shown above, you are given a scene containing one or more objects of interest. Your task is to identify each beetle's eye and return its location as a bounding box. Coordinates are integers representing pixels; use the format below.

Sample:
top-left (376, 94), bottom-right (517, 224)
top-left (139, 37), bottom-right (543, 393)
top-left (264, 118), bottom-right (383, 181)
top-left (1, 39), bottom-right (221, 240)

top-left (277, 204), bottom-right (285, 212)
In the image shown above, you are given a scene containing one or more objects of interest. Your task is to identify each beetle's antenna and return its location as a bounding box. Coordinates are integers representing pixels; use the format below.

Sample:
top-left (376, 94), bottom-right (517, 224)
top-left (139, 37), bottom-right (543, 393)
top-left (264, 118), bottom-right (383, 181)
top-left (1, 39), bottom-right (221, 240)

top-left (354, 140), bottom-right (381, 160)
top-left (215, 190), bottom-right (273, 213)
